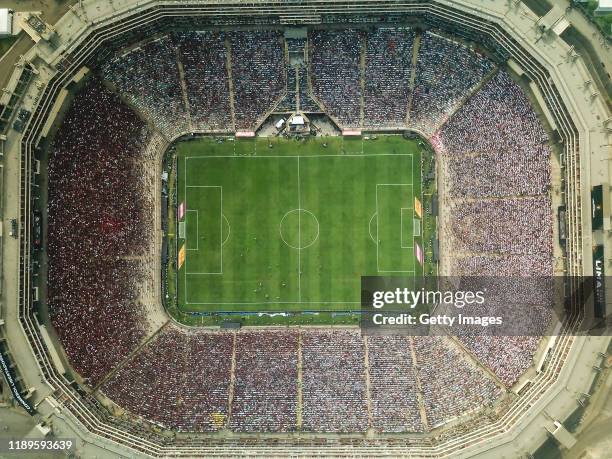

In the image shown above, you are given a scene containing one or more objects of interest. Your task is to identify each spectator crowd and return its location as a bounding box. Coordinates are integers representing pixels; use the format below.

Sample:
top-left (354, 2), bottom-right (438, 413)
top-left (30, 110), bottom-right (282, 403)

top-left (302, 330), bottom-right (369, 432)
top-left (230, 331), bottom-right (298, 432)
top-left (174, 31), bottom-right (233, 131)
top-left (409, 31), bottom-right (495, 136)
top-left (102, 31), bottom-right (286, 135)
top-left (310, 29), bottom-right (363, 128)
top-left (103, 36), bottom-right (189, 139)
top-left (367, 336), bottom-right (423, 432)
top-left (103, 326), bottom-right (233, 432)
top-left (364, 28), bottom-right (414, 128)
top-left (431, 70), bottom-right (554, 386)
top-left (448, 197), bottom-right (552, 255)
top-left (413, 336), bottom-right (502, 427)
top-left (229, 30), bottom-right (286, 130)
top-left (99, 328), bottom-right (506, 433)
top-left (47, 81), bottom-right (153, 384)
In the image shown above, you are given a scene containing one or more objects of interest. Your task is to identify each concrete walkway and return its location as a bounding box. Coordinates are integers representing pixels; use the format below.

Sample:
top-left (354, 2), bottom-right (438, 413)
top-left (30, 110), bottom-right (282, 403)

top-left (523, 0), bottom-right (611, 100)
top-left (0, 1), bottom-right (78, 88)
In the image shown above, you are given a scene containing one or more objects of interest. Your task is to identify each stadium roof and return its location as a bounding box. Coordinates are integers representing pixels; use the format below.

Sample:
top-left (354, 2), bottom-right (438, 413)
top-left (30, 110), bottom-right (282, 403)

top-left (538, 5), bottom-right (570, 36)
top-left (595, 0), bottom-right (612, 14)
top-left (0, 9), bottom-right (12, 37)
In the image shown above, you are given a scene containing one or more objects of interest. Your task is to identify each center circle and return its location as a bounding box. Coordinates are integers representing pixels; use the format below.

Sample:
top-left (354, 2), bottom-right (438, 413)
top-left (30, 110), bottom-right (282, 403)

top-left (279, 209), bottom-right (319, 250)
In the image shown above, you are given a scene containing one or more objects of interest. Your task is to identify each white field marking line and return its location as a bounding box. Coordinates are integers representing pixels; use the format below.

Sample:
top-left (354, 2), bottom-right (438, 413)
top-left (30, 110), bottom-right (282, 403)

top-left (222, 215), bottom-right (231, 246)
top-left (184, 156), bottom-right (188, 302)
top-left (297, 156), bottom-right (301, 302)
top-left (279, 209), bottom-right (320, 250)
top-left (368, 213), bottom-right (377, 244)
top-left (376, 270), bottom-right (416, 274)
top-left (184, 300), bottom-right (363, 305)
top-left (400, 207), bottom-right (412, 249)
top-left (185, 153), bottom-right (414, 159)
top-left (185, 210), bottom-right (199, 251)
top-left (221, 186), bottom-right (223, 273)
top-left (376, 184), bottom-right (379, 272)
top-left (411, 151), bottom-right (415, 274)
top-left (183, 153), bottom-right (415, 298)
top-left (376, 183), bottom-right (413, 186)
top-left (340, 136), bottom-right (364, 155)
top-left (412, 152), bottom-right (416, 275)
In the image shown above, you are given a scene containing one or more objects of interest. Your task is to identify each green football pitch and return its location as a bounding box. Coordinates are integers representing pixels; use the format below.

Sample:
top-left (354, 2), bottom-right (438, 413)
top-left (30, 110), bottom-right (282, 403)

top-left (176, 135), bottom-right (423, 313)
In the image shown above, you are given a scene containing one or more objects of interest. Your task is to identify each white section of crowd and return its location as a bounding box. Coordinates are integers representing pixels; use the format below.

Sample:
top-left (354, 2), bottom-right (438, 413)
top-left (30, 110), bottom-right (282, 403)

top-left (230, 331), bottom-right (298, 432)
top-left (302, 330), bottom-right (369, 432)
top-left (363, 28), bottom-right (414, 128)
top-left (432, 70), bottom-right (553, 387)
top-left (412, 336), bottom-right (501, 427)
top-left (367, 336), bottom-right (423, 432)
top-left (103, 36), bottom-right (189, 138)
top-left (409, 31), bottom-right (495, 136)
top-left (229, 30), bottom-right (286, 130)
top-left (103, 31), bottom-right (286, 135)
top-left (175, 31), bottom-right (233, 131)
top-left (310, 29), bottom-right (362, 128)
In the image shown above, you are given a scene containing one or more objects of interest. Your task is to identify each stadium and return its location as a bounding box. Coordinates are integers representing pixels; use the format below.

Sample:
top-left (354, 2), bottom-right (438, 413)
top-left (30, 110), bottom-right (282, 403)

top-left (0, 0), bottom-right (610, 457)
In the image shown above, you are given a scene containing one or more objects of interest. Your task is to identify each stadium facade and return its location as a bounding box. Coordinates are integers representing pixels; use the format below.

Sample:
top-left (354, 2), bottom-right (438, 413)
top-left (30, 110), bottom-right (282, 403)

top-left (0, 0), bottom-right (610, 457)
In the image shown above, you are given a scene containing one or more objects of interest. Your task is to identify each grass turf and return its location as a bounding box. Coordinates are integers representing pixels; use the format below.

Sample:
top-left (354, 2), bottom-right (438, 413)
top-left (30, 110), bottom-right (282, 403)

top-left (175, 135), bottom-right (423, 315)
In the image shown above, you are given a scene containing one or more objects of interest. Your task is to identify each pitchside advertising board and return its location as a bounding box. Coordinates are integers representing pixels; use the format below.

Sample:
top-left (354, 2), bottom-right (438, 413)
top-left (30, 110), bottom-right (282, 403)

top-left (592, 185), bottom-right (604, 231)
top-left (593, 245), bottom-right (606, 319)
top-left (558, 206), bottom-right (567, 248)
top-left (591, 184), bottom-right (608, 320)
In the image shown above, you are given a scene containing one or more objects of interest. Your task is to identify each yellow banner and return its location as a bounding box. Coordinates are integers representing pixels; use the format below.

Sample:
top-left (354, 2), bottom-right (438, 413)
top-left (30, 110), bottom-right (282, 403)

top-left (178, 244), bottom-right (186, 270)
top-left (211, 412), bottom-right (226, 429)
top-left (414, 197), bottom-right (423, 219)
